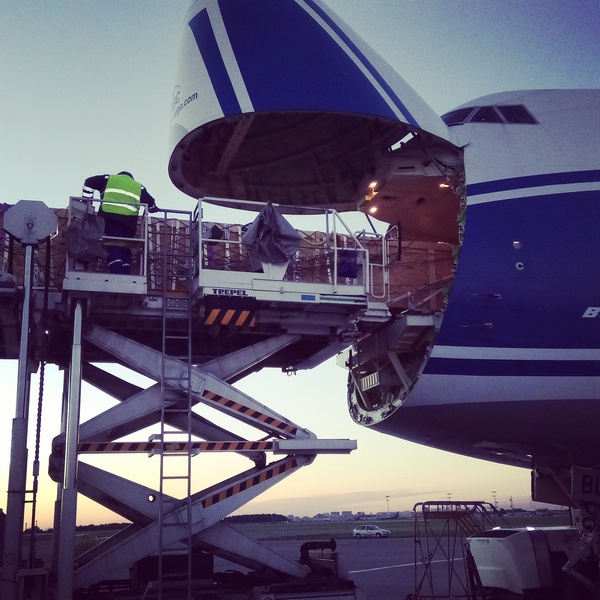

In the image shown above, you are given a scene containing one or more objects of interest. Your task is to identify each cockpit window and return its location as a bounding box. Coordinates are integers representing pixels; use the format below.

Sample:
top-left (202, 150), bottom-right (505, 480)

top-left (441, 107), bottom-right (475, 125)
top-left (470, 106), bottom-right (503, 123)
top-left (497, 105), bottom-right (537, 124)
top-left (441, 104), bottom-right (537, 126)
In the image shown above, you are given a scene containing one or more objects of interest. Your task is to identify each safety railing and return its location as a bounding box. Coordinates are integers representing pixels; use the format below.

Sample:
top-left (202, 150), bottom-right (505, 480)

top-left (146, 208), bottom-right (194, 294)
top-left (64, 196), bottom-right (149, 280)
top-left (355, 229), bottom-right (387, 299)
top-left (196, 198), bottom-right (373, 295)
top-left (0, 198), bottom-right (456, 308)
top-left (385, 233), bottom-right (456, 312)
top-left (60, 198), bottom-right (196, 296)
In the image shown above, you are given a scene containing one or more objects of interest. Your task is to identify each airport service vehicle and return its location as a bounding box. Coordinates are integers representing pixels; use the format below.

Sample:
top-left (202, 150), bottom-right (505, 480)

top-left (352, 525), bottom-right (391, 539)
top-left (2, 1), bottom-right (600, 599)
top-left (467, 526), bottom-right (585, 598)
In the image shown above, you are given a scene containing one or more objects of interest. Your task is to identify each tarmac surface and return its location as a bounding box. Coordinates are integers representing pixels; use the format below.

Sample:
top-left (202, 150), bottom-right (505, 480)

top-left (20, 533), bottom-right (466, 599)
top-left (216, 537), bottom-right (469, 600)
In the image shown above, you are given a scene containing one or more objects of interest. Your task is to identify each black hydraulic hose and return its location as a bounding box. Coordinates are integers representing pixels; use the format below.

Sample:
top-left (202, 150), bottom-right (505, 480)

top-left (28, 236), bottom-right (51, 566)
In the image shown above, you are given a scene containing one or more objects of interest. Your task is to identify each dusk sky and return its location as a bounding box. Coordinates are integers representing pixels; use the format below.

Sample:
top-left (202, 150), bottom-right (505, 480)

top-left (1, 0), bottom-right (599, 528)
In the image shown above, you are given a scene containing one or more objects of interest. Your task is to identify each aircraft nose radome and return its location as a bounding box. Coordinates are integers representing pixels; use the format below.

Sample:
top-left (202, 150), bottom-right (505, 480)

top-left (169, 0), bottom-right (451, 204)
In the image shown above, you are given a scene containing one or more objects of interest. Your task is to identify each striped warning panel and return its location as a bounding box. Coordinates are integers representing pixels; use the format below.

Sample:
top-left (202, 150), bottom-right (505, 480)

top-left (77, 441), bottom-right (273, 454)
top-left (202, 457), bottom-right (299, 508)
top-left (202, 391), bottom-right (298, 436)
top-left (203, 307), bottom-right (255, 327)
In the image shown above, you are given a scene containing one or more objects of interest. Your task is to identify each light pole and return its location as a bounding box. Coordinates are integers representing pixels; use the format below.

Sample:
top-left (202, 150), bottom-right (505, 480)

top-left (491, 490), bottom-right (498, 509)
top-left (386, 495), bottom-right (390, 514)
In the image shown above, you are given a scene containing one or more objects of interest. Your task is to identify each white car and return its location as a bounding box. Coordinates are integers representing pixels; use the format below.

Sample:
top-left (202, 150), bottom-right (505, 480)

top-left (352, 525), bottom-right (391, 538)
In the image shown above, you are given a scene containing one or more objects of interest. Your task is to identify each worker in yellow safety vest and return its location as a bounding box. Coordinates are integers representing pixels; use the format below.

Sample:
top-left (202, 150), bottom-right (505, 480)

top-left (83, 171), bottom-right (159, 274)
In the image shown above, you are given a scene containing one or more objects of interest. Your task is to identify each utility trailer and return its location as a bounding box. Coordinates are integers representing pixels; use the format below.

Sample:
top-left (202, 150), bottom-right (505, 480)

top-left (468, 525), bottom-right (595, 600)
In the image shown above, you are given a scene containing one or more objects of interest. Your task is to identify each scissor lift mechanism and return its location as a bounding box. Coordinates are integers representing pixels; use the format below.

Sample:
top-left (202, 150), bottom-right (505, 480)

top-left (50, 325), bottom-right (355, 591)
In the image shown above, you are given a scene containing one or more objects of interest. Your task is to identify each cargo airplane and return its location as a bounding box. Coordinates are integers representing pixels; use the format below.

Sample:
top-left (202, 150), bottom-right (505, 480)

top-left (167, 0), bottom-right (600, 593)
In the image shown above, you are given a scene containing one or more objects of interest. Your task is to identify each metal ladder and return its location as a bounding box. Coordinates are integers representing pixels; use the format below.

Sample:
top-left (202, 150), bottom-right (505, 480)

top-left (155, 209), bottom-right (195, 599)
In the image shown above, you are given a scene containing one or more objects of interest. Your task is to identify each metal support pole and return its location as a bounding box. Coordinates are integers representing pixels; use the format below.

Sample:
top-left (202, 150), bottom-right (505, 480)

top-left (51, 369), bottom-right (70, 577)
top-left (1, 244), bottom-right (34, 600)
top-left (56, 300), bottom-right (83, 600)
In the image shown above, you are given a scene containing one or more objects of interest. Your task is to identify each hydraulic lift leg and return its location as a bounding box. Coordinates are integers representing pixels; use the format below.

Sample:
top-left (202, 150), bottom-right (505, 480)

top-left (56, 299), bottom-right (84, 600)
top-left (1, 244), bottom-right (34, 600)
top-left (1, 200), bottom-right (57, 600)
top-left (50, 370), bottom-right (70, 578)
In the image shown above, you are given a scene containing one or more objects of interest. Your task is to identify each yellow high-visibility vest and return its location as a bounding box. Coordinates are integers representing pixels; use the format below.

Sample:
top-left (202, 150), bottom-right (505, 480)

top-left (102, 174), bottom-right (142, 215)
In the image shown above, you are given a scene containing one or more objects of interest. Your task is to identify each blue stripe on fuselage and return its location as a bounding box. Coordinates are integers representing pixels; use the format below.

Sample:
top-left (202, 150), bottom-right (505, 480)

top-left (467, 169), bottom-right (600, 197)
top-left (437, 188), bottom-right (600, 349)
top-left (216, 0), bottom-right (399, 118)
top-left (424, 357), bottom-right (600, 377)
top-left (303, 0), bottom-right (418, 126)
top-left (189, 9), bottom-right (241, 116)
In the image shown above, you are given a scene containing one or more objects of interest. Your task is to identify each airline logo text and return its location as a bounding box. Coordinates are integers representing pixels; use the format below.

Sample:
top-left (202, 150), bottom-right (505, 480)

top-left (171, 85), bottom-right (198, 119)
top-left (583, 307), bottom-right (600, 318)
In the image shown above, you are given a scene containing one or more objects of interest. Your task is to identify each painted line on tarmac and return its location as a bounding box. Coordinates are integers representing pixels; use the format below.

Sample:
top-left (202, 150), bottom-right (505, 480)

top-left (350, 558), bottom-right (462, 573)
